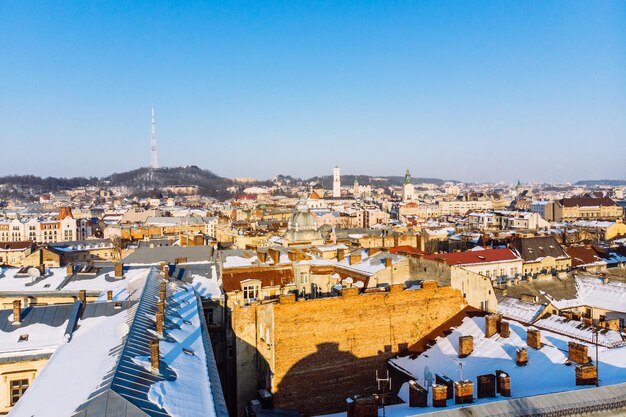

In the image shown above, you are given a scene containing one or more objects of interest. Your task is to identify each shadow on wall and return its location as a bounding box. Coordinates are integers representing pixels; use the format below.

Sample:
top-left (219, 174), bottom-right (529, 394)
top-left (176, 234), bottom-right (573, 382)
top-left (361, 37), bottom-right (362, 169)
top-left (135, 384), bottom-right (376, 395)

top-left (271, 342), bottom-right (394, 417)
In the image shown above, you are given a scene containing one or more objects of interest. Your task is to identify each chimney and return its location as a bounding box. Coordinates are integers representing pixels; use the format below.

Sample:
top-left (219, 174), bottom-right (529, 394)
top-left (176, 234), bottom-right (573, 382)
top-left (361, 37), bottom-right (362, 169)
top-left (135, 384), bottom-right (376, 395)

top-left (337, 249), bottom-right (345, 262)
top-left (156, 311), bottom-right (164, 338)
top-left (159, 282), bottom-right (167, 302)
top-left (408, 381), bottom-right (428, 407)
top-left (384, 257), bottom-right (392, 268)
top-left (150, 339), bottom-right (160, 373)
top-left (349, 253), bottom-right (362, 265)
top-left (12, 300), bottom-right (21, 324)
top-left (527, 329), bottom-right (541, 350)
top-left (575, 364), bottom-right (597, 386)
top-left (106, 290), bottom-right (113, 301)
top-left (516, 348), bottom-right (528, 366)
top-left (499, 321), bottom-right (510, 338)
top-left (458, 336), bottom-right (474, 358)
top-left (477, 374), bottom-right (496, 399)
top-left (496, 370), bottom-right (511, 397)
top-left (78, 290), bottom-right (87, 303)
top-left (431, 385), bottom-right (448, 408)
top-left (66, 264), bottom-right (74, 276)
top-left (485, 314), bottom-right (501, 338)
top-left (454, 380), bottom-right (474, 405)
top-left (257, 250), bottom-right (267, 263)
top-left (174, 257), bottom-right (187, 265)
top-left (568, 342), bottom-right (589, 364)
top-left (114, 262), bottom-right (124, 278)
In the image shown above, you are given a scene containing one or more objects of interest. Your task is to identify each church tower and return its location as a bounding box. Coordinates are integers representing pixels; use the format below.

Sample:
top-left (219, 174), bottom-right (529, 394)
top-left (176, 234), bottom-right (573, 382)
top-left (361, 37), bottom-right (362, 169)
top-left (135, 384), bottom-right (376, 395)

top-left (333, 166), bottom-right (341, 198)
top-left (402, 168), bottom-right (415, 202)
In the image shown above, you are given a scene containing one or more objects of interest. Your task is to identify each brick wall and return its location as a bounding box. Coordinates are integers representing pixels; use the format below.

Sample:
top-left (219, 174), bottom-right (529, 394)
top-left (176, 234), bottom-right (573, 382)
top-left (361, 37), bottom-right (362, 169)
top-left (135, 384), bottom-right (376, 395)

top-left (267, 285), bottom-right (465, 415)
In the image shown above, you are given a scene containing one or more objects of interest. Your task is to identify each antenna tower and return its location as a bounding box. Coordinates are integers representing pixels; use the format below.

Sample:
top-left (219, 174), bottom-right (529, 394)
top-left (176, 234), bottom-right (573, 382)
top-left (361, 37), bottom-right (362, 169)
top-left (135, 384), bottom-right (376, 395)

top-left (150, 106), bottom-right (158, 169)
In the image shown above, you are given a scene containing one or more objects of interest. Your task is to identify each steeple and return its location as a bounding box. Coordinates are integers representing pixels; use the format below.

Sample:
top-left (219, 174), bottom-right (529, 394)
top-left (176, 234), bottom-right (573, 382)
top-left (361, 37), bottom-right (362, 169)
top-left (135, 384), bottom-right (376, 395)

top-left (354, 176), bottom-right (359, 186)
top-left (404, 168), bottom-right (412, 185)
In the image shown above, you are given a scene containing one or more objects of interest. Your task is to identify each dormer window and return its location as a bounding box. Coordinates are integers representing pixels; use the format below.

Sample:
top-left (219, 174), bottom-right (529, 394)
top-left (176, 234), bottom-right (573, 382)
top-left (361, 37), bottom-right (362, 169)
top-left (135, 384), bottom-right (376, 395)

top-left (243, 284), bottom-right (260, 302)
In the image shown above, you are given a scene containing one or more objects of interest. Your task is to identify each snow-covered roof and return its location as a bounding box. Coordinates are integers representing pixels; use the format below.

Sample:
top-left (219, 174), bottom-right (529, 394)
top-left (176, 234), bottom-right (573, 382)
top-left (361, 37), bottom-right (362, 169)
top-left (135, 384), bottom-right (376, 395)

top-left (10, 268), bottom-right (227, 417)
top-left (497, 297), bottom-right (546, 324)
top-left (545, 275), bottom-right (626, 313)
top-left (0, 268), bottom-right (68, 292)
top-left (386, 317), bottom-right (626, 416)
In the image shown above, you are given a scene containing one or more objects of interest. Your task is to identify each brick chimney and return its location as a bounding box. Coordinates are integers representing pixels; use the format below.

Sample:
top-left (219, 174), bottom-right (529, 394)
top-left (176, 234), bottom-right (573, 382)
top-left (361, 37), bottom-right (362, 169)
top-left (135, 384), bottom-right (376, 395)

top-left (150, 339), bottom-right (160, 373)
top-left (408, 380), bottom-right (428, 407)
top-left (107, 290), bottom-right (113, 301)
top-left (66, 264), bottom-right (74, 276)
top-left (527, 329), bottom-right (541, 349)
top-left (458, 336), bottom-right (474, 358)
top-left (384, 257), bottom-right (392, 268)
top-left (78, 290), bottom-right (87, 303)
top-left (174, 257), bottom-right (187, 265)
top-left (499, 321), bottom-right (510, 338)
top-left (575, 364), bottom-right (597, 386)
top-left (257, 250), bottom-right (267, 263)
top-left (431, 385), bottom-right (448, 408)
top-left (349, 253), bottom-right (362, 265)
top-left (454, 380), bottom-right (474, 405)
top-left (477, 374), bottom-right (496, 399)
top-left (12, 300), bottom-right (21, 324)
top-left (568, 342), bottom-right (589, 364)
top-left (337, 249), bottom-right (346, 262)
top-left (496, 370), bottom-right (511, 397)
top-left (516, 348), bottom-right (528, 366)
top-left (114, 262), bottom-right (124, 278)
top-left (159, 283), bottom-right (167, 303)
top-left (485, 314), bottom-right (501, 338)
top-left (156, 311), bottom-right (164, 338)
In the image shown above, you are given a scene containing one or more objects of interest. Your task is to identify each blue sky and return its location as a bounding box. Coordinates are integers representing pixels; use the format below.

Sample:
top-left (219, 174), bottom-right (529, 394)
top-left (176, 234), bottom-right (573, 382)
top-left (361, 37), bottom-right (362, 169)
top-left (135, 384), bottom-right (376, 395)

top-left (1, 1), bottom-right (624, 183)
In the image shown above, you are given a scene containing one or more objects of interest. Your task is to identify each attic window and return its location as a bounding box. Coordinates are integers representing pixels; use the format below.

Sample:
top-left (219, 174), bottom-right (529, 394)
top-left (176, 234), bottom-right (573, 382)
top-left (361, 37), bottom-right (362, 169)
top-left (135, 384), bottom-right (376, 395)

top-left (114, 302), bottom-right (122, 309)
top-left (43, 284), bottom-right (51, 288)
top-left (183, 320), bottom-right (192, 326)
top-left (183, 348), bottom-right (195, 356)
top-left (18, 334), bottom-right (28, 343)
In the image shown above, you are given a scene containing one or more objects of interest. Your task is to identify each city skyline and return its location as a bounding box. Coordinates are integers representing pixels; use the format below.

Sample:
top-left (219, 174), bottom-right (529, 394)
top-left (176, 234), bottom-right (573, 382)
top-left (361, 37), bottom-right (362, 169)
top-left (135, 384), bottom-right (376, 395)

top-left (1, 1), bottom-right (625, 182)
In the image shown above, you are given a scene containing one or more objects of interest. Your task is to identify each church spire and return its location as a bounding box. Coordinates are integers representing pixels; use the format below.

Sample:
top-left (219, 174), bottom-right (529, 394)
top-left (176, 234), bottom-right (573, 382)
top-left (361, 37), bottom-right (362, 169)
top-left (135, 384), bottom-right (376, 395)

top-left (404, 168), bottom-right (411, 185)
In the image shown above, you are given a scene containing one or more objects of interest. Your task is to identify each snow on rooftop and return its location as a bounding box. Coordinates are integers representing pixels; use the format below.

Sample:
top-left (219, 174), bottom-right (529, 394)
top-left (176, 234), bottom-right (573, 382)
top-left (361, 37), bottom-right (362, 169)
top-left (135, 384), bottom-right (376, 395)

top-left (145, 286), bottom-right (216, 417)
top-left (534, 315), bottom-right (625, 348)
top-left (497, 297), bottom-right (546, 324)
top-left (0, 268), bottom-right (68, 292)
top-left (9, 310), bottom-right (127, 417)
top-left (0, 321), bottom-right (68, 359)
top-left (380, 317), bottom-right (626, 416)
top-left (63, 267), bottom-right (150, 293)
top-left (189, 265), bottom-right (222, 299)
top-left (545, 275), bottom-right (626, 313)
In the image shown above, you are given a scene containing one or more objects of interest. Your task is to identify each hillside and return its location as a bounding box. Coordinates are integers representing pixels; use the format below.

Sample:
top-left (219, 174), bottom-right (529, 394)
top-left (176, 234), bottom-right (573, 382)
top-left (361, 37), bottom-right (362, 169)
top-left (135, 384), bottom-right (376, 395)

top-left (575, 179), bottom-right (626, 186)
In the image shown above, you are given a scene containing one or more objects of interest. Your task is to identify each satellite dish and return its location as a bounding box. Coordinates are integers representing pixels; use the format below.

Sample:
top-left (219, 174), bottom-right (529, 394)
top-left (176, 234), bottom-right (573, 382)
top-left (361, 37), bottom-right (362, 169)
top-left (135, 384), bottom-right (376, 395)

top-left (354, 281), bottom-right (364, 289)
top-left (27, 267), bottom-right (41, 280)
top-left (343, 277), bottom-right (354, 285)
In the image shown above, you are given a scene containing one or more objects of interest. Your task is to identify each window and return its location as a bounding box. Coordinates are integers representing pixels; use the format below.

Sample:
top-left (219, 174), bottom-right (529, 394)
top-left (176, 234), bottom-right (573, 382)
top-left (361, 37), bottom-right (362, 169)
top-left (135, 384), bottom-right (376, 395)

top-left (10, 379), bottom-right (29, 405)
top-left (242, 285), bottom-right (259, 301)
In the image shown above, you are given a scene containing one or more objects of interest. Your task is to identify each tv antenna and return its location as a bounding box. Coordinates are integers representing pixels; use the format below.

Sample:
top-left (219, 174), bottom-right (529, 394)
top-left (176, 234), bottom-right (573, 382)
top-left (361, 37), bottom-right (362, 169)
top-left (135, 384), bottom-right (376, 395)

top-left (376, 370), bottom-right (391, 417)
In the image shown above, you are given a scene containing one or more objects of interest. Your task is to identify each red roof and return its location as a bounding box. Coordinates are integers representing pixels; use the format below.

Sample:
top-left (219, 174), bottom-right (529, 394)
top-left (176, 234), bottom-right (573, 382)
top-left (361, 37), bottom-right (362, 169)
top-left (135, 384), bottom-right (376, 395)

top-left (422, 248), bottom-right (520, 266)
top-left (309, 190), bottom-right (321, 200)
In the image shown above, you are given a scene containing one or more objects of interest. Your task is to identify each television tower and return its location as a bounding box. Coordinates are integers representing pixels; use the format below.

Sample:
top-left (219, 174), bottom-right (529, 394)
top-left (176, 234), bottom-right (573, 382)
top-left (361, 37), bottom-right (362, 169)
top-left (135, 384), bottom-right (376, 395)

top-left (150, 106), bottom-right (159, 169)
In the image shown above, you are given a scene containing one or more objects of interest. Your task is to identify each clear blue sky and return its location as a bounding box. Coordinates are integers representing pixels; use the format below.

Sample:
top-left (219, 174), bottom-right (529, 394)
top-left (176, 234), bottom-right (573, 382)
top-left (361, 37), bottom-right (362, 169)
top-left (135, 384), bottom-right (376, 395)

top-left (1, 1), bottom-right (624, 183)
